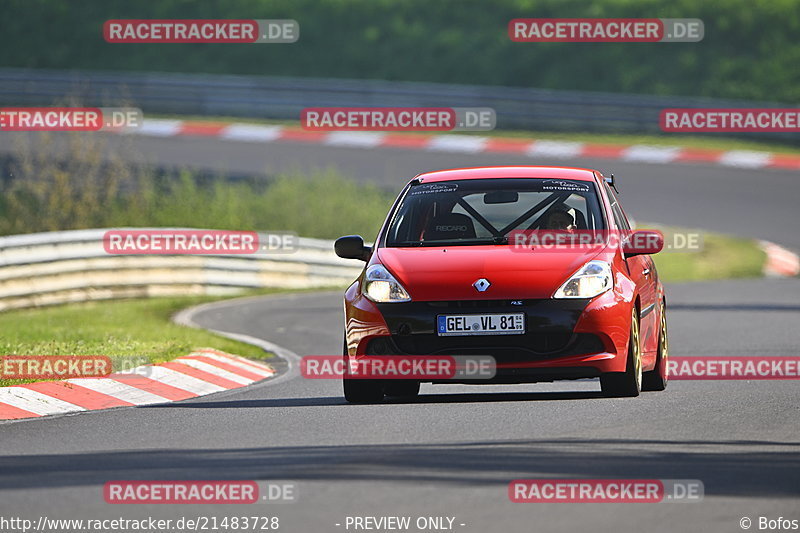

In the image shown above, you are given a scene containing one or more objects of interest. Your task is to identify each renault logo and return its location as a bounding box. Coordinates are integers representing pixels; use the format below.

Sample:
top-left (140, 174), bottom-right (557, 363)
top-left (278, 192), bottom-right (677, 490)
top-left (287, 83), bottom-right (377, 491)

top-left (473, 278), bottom-right (491, 292)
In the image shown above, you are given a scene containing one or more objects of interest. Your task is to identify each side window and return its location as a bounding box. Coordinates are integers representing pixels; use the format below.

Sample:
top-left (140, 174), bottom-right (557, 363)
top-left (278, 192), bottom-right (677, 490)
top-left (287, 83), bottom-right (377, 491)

top-left (604, 182), bottom-right (631, 231)
top-left (612, 203), bottom-right (630, 231)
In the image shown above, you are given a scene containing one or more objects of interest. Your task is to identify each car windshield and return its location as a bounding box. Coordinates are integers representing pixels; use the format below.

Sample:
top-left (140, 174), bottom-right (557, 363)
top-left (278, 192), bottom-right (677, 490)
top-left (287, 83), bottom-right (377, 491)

top-left (384, 178), bottom-right (606, 247)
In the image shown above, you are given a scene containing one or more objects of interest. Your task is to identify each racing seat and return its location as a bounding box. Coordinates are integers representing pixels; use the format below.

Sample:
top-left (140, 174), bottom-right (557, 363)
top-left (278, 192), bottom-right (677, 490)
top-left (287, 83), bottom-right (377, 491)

top-left (423, 213), bottom-right (477, 241)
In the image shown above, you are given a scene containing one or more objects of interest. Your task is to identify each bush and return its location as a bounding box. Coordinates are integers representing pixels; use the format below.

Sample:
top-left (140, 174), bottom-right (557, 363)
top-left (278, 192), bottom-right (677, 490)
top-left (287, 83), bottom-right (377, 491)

top-left (0, 132), bottom-right (394, 239)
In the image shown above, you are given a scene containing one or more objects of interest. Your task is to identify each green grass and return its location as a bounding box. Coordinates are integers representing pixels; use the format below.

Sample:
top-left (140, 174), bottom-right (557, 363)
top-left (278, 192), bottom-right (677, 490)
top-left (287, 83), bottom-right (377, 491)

top-left (0, 291), bottom-right (291, 387)
top-left (153, 113), bottom-right (800, 155)
top-left (646, 227), bottom-right (766, 282)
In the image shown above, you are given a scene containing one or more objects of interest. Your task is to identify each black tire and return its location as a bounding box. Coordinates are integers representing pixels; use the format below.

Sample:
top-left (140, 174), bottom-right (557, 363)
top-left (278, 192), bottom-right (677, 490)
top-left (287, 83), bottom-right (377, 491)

top-left (600, 307), bottom-right (642, 398)
top-left (342, 339), bottom-right (384, 403)
top-left (642, 301), bottom-right (669, 392)
top-left (383, 380), bottom-right (420, 398)
top-left (343, 378), bottom-right (385, 403)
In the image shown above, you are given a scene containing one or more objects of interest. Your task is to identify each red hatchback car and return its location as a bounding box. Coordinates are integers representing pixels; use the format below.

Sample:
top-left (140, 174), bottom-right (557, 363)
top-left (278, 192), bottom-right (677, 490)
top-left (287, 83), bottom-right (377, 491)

top-left (335, 166), bottom-right (668, 402)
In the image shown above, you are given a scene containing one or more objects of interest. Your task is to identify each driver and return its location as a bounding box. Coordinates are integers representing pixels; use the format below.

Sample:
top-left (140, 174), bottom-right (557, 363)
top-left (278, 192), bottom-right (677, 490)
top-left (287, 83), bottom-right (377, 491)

top-left (545, 206), bottom-right (576, 230)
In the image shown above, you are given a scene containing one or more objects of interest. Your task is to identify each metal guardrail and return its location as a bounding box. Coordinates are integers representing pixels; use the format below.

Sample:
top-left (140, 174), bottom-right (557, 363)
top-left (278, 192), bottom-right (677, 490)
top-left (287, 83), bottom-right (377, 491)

top-left (0, 68), bottom-right (796, 140)
top-left (0, 229), bottom-right (361, 311)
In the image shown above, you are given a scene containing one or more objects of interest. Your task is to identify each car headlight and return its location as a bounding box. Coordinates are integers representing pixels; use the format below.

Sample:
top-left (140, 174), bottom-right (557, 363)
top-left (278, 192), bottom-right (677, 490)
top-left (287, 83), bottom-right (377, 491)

top-left (363, 264), bottom-right (411, 303)
top-left (553, 260), bottom-right (612, 299)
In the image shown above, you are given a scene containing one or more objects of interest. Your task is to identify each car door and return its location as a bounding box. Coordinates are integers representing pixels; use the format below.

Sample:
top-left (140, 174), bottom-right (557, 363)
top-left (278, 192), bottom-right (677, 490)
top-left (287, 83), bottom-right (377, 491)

top-left (638, 254), bottom-right (660, 355)
top-left (605, 183), bottom-right (658, 356)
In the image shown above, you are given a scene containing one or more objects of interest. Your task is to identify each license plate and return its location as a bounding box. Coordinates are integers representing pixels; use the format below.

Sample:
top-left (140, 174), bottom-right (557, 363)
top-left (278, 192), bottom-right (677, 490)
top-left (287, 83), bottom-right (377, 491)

top-left (437, 313), bottom-right (525, 336)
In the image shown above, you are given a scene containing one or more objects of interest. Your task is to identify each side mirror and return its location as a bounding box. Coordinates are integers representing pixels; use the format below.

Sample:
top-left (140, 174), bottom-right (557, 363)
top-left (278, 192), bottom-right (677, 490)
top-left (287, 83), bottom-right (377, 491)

top-left (335, 235), bottom-right (371, 261)
top-left (604, 173), bottom-right (619, 193)
top-left (622, 230), bottom-right (664, 257)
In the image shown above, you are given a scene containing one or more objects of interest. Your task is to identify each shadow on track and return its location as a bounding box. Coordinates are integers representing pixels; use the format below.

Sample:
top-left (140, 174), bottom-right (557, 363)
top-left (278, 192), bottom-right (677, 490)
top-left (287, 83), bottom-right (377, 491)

top-left (142, 390), bottom-right (605, 409)
top-left (2, 437), bottom-right (799, 498)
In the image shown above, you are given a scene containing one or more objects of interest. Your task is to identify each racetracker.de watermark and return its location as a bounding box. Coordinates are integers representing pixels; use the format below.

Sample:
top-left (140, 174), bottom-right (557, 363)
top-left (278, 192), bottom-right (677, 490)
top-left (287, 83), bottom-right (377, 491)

top-left (661, 109), bottom-right (800, 132)
top-left (104, 481), bottom-right (297, 504)
top-left (509, 18), bottom-right (704, 42)
top-left (1, 355), bottom-right (112, 379)
top-left (509, 479), bottom-right (704, 503)
top-left (104, 19), bottom-right (299, 43)
top-left (103, 230), bottom-right (297, 255)
top-left (668, 356), bottom-right (800, 379)
top-left (302, 355), bottom-right (497, 380)
top-left (0, 107), bottom-right (142, 132)
top-left (509, 229), bottom-right (703, 254)
top-left (301, 107), bottom-right (496, 131)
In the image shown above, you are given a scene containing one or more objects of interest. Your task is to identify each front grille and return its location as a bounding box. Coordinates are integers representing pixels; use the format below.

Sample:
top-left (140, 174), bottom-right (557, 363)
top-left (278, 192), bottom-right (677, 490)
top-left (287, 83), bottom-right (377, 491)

top-left (373, 298), bottom-right (599, 361)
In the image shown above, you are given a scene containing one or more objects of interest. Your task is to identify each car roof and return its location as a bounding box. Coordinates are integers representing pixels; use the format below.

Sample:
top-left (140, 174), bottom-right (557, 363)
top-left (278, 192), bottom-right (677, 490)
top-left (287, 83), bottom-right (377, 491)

top-left (414, 166), bottom-right (599, 183)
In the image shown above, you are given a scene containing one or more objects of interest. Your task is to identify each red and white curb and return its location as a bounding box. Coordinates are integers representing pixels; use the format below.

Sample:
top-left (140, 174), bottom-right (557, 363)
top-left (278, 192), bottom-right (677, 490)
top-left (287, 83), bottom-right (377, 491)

top-left (0, 348), bottom-right (275, 421)
top-left (119, 119), bottom-right (800, 170)
top-left (760, 241), bottom-right (800, 277)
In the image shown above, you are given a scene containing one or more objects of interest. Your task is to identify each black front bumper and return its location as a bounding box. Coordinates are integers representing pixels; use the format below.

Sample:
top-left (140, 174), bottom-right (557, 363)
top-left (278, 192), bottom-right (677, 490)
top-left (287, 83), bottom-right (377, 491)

top-left (372, 299), bottom-right (604, 366)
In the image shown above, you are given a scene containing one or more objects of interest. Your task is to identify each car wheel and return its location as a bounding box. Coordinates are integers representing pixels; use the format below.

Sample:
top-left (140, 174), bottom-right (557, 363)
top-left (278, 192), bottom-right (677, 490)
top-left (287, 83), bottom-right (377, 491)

top-left (642, 301), bottom-right (668, 392)
top-left (384, 380), bottom-right (420, 398)
top-left (342, 340), bottom-right (384, 403)
top-left (600, 307), bottom-right (642, 397)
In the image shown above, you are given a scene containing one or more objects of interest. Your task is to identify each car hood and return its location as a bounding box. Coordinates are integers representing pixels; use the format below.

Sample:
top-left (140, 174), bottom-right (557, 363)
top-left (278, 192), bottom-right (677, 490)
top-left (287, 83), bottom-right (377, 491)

top-left (375, 245), bottom-right (607, 300)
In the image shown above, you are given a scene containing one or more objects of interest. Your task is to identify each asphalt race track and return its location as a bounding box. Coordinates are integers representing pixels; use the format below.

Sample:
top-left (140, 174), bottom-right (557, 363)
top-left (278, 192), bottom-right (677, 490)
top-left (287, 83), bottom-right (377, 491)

top-left (1, 281), bottom-right (799, 531)
top-left (0, 136), bottom-right (798, 532)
